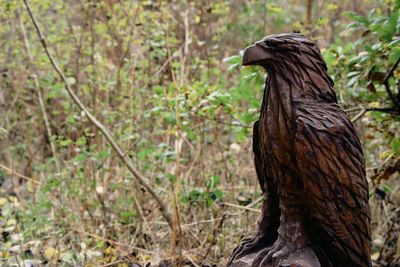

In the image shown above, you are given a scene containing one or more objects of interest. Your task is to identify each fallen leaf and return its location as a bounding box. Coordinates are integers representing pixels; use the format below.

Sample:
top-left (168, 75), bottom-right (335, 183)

top-left (371, 252), bottom-right (380, 261)
top-left (0, 197), bottom-right (8, 206)
top-left (43, 246), bottom-right (60, 262)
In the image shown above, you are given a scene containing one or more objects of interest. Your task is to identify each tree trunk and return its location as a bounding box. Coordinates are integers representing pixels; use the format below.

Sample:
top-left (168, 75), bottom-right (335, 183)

top-left (306, 0), bottom-right (313, 26)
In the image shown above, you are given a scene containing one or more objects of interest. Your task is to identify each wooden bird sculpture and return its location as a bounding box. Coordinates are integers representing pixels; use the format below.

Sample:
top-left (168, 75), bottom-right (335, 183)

top-left (228, 33), bottom-right (371, 267)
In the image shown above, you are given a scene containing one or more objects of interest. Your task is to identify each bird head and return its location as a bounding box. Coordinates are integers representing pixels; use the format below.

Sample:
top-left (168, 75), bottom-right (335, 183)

top-left (242, 33), bottom-right (336, 102)
top-left (242, 33), bottom-right (322, 69)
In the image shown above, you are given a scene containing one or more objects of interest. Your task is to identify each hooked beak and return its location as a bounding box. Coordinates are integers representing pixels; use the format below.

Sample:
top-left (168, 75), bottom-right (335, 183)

top-left (242, 43), bottom-right (272, 66)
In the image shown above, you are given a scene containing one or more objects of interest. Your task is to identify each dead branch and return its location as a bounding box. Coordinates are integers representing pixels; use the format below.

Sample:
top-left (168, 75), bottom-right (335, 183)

top-left (382, 57), bottom-right (400, 111)
top-left (371, 157), bottom-right (400, 184)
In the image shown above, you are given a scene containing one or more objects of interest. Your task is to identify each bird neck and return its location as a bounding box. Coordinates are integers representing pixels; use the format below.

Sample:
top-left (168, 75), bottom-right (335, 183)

top-left (259, 69), bottom-right (297, 145)
top-left (264, 61), bottom-right (337, 107)
top-left (262, 66), bottom-right (294, 116)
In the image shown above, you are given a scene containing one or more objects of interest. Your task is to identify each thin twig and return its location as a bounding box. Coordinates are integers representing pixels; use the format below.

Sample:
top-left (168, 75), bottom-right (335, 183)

top-left (351, 106), bottom-right (400, 122)
top-left (164, 14), bottom-right (184, 264)
top-left (202, 213), bottom-right (226, 260)
top-left (23, 0), bottom-right (173, 229)
top-left (133, 194), bottom-right (156, 244)
top-left (193, 112), bottom-right (252, 128)
top-left (383, 56), bottom-right (400, 83)
top-left (344, 106), bottom-right (363, 113)
top-left (72, 229), bottom-right (153, 255)
top-left (181, 197), bottom-right (263, 228)
top-left (382, 56), bottom-right (400, 110)
top-left (222, 202), bottom-right (262, 213)
top-left (100, 260), bottom-right (128, 267)
top-left (351, 108), bottom-right (367, 123)
top-left (366, 107), bottom-right (400, 114)
top-left (151, 44), bottom-right (185, 81)
top-left (384, 80), bottom-right (400, 110)
top-left (0, 162), bottom-right (41, 185)
top-left (263, 0), bottom-right (268, 34)
top-left (186, 255), bottom-right (201, 267)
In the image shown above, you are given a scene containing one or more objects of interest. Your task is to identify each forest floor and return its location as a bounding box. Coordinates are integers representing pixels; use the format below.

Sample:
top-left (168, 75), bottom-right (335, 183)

top-left (1, 166), bottom-right (400, 266)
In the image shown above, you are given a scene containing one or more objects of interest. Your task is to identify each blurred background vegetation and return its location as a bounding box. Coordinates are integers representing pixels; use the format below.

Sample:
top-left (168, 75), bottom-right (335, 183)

top-left (0, 0), bottom-right (399, 266)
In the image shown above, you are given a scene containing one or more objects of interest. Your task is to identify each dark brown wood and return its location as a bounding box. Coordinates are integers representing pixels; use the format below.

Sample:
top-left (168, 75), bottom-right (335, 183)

top-left (228, 33), bottom-right (371, 267)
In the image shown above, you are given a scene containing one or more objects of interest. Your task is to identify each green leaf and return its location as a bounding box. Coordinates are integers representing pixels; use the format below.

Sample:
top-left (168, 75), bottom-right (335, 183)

top-left (188, 189), bottom-right (203, 201)
top-left (347, 75), bottom-right (360, 87)
top-left (95, 150), bottom-right (109, 160)
top-left (66, 77), bottom-right (76, 85)
top-left (137, 149), bottom-right (150, 160)
top-left (60, 139), bottom-right (72, 147)
top-left (206, 175), bottom-right (220, 190)
top-left (74, 152), bottom-right (88, 162)
top-left (383, 184), bottom-right (392, 193)
top-left (389, 47), bottom-right (400, 64)
top-left (166, 173), bottom-right (177, 183)
top-left (345, 12), bottom-right (370, 26)
top-left (223, 55), bottom-right (241, 64)
top-left (153, 85), bottom-right (165, 95)
top-left (213, 189), bottom-right (223, 200)
top-left (43, 178), bottom-right (60, 193)
top-left (267, 4), bottom-right (283, 13)
top-left (391, 138), bottom-right (400, 154)
top-left (76, 137), bottom-right (86, 146)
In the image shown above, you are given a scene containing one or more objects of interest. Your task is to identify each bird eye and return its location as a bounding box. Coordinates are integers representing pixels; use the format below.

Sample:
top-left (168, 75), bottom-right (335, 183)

top-left (264, 40), bottom-right (277, 48)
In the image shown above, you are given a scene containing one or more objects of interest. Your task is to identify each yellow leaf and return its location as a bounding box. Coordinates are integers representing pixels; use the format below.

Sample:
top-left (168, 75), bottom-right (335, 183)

top-left (0, 197), bottom-right (8, 206)
top-left (369, 101), bottom-right (381, 108)
top-left (9, 196), bottom-right (18, 203)
top-left (379, 150), bottom-right (394, 160)
top-left (327, 3), bottom-right (338, 11)
top-left (43, 246), bottom-right (60, 262)
top-left (6, 218), bottom-right (16, 226)
top-left (104, 246), bottom-right (114, 255)
top-left (292, 21), bottom-right (303, 32)
top-left (137, 252), bottom-right (152, 263)
top-left (1, 250), bottom-right (10, 258)
top-left (27, 181), bottom-right (36, 193)
top-left (371, 252), bottom-right (380, 261)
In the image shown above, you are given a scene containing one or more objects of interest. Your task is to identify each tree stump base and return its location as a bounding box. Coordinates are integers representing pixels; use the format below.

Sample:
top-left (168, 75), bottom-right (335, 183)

top-left (229, 245), bottom-right (320, 267)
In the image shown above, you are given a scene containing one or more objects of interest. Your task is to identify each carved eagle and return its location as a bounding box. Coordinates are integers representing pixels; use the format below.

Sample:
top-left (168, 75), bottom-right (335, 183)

top-left (228, 34), bottom-right (371, 267)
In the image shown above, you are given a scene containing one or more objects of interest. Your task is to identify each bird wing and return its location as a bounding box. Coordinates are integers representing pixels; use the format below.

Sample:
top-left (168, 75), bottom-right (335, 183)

top-left (253, 120), bottom-right (266, 193)
top-left (294, 100), bottom-right (371, 267)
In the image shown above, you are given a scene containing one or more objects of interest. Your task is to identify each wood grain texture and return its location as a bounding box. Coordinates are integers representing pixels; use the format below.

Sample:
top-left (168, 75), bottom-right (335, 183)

top-left (228, 33), bottom-right (371, 267)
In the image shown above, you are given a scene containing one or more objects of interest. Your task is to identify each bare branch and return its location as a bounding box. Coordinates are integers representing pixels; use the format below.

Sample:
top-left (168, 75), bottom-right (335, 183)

top-left (23, 0), bottom-right (173, 229)
top-left (382, 56), bottom-right (400, 110)
top-left (366, 107), bottom-right (400, 115)
top-left (351, 108), bottom-right (367, 123)
top-left (383, 56), bottom-right (400, 83)
top-left (384, 80), bottom-right (400, 111)
top-left (351, 106), bottom-right (400, 122)
top-left (0, 162), bottom-right (40, 185)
